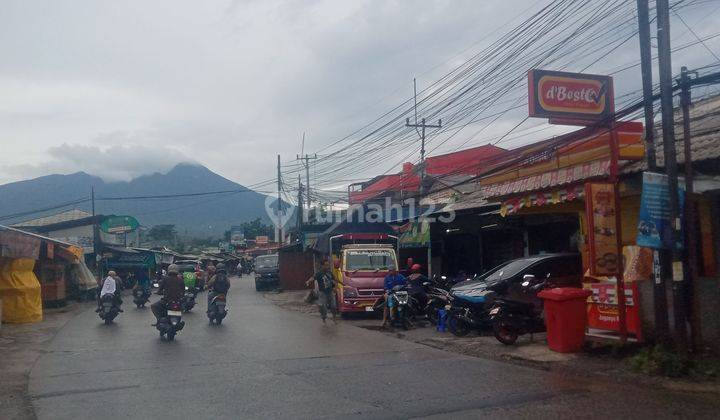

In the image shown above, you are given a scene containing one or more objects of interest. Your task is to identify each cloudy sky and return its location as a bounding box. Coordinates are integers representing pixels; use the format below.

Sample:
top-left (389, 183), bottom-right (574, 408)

top-left (1, 0), bottom-right (718, 188)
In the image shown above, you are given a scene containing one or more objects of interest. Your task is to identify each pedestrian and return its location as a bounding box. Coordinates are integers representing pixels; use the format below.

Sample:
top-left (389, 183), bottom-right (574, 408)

top-left (306, 260), bottom-right (337, 324)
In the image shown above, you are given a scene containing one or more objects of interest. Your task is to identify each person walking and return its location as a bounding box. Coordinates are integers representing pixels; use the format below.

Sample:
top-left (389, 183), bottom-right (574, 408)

top-left (306, 260), bottom-right (337, 324)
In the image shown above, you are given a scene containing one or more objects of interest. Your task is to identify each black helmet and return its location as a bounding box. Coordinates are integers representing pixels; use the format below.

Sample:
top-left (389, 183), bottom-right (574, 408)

top-left (216, 263), bottom-right (226, 272)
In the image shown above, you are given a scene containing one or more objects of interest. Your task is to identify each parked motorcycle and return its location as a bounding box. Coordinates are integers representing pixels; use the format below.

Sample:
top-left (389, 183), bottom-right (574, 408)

top-left (182, 286), bottom-right (199, 312)
top-left (132, 287), bottom-right (151, 308)
top-left (207, 293), bottom-right (228, 325)
top-left (447, 288), bottom-right (496, 337)
top-left (98, 295), bottom-right (121, 324)
top-left (489, 275), bottom-right (547, 345)
top-left (156, 300), bottom-right (185, 341)
top-left (420, 279), bottom-right (453, 325)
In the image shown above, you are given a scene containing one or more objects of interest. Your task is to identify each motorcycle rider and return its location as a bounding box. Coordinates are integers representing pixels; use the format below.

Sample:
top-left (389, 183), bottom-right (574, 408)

top-left (305, 260), bottom-right (337, 324)
top-left (151, 264), bottom-right (185, 325)
top-left (97, 270), bottom-right (123, 312)
top-left (381, 267), bottom-right (407, 328)
top-left (207, 263), bottom-right (231, 312)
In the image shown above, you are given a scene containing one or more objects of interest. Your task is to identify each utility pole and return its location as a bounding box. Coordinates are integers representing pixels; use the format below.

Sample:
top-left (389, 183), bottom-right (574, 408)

top-left (405, 78), bottom-right (441, 196)
top-left (680, 66), bottom-right (702, 351)
top-left (276, 155), bottom-right (283, 244)
top-left (296, 152), bottom-right (317, 210)
top-left (297, 175), bottom-right (304, 231)
top-left (656, 0), bottom-right (687, 352)
top-left (637, 0), bottom-right (670, 344)
top-left (91, 187), bottom-right (103, 277)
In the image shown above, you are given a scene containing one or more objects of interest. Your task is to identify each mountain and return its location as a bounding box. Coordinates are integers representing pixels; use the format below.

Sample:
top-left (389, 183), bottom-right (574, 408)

top-left (0, 163), bottom-right (281, 237)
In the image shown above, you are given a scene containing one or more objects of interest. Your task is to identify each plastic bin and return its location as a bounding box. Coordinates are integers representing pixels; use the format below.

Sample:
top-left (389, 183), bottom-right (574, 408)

top-left (538, 287), bottom-right (592, 353)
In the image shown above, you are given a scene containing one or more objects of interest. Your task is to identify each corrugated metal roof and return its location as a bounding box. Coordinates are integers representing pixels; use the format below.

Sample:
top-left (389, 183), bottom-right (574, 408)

top-left (12, 209), bottom-right (92, 228)
top-left (624, 94), bottom-right (720, 173)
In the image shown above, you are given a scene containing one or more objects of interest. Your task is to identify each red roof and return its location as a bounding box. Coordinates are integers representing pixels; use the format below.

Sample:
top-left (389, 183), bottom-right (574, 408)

top-left (349, 144), bottom-right (508, 204)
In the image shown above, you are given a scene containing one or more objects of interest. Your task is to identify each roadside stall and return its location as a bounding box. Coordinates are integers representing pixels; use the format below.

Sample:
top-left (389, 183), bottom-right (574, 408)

top-left (0, 225), bottom-right (83, 323)
top-left (102, 246), bottom-right (156, 287)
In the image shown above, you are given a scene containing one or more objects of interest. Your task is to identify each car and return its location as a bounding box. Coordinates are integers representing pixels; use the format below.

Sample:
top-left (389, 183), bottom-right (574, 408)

top-left (451, 253), bottom-right (583, 299)
top-left (254, 254), bottom-right (279, 291)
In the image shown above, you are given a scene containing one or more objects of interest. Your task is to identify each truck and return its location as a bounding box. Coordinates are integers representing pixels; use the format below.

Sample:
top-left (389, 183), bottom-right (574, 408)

top-left (329, 233), bottom-right (399, 315)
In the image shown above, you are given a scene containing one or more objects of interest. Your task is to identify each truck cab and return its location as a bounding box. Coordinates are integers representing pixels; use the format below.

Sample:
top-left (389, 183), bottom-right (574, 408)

top-left (332, 236), bottom-right (398, 314)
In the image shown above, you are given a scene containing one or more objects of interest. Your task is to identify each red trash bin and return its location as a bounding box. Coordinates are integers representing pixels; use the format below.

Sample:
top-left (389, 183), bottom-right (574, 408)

top-left (538, 287), bottom-right (592, 353)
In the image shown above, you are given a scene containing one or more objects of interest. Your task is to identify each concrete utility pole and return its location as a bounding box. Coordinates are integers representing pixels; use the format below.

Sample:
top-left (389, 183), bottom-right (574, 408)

top-left (296, 154), bottom-right (317, 210)
top-left (656, 0), bottom-right (687, 352)
top-left (276, 154), bottom-right (283, 244)
top-left (405, 78), bottom-right (441, 196)
top-left (679, 66), bottom-right (702, 351)
top-left (636, 0), bottom-right (670, 344)
top-left (297, 175), bottom-right (304, 230)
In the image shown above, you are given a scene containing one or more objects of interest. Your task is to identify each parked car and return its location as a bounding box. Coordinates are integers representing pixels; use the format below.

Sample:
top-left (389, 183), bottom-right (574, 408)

top-left (446, 253), bottom-right (582, 336)
top-left (254, 254), bottom-right (279, 291)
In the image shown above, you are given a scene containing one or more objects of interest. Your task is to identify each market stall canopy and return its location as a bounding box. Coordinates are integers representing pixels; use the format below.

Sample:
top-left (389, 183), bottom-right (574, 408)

top-left (0, 225), bottom-right (83, 261)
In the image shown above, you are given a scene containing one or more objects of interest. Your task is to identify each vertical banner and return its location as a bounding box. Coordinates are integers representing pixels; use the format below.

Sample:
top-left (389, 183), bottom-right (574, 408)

top-left (585, 182), bottom-right (620, 276)
top-left (636, 171), bottom-right (685, 250)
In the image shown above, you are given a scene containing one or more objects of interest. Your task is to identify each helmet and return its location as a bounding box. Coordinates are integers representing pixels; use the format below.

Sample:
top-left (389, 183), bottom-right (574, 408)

top-left (216, 263), bottom-right (226, 272)
top-left (107, 270), bottom-right (117, 276)
top-left (411, 264), bottom-right (422, 273)
top-left (167, 264), bottom-right (179, 274)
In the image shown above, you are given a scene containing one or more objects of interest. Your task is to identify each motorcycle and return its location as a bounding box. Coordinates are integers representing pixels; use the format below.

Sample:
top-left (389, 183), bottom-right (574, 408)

top-left (156, 300), bottom-right (185, 341)
top-left (423, 280), bottom-right (453, 325)
top-left (207, 293), bottom-right (228, 325)
top-left (388, 285), bottom-right (413, 330)
top-left (446, 288), bottom-right (496, 337)
top-left (132, 287), bottom-right (151, 308)
top-left (489, 275), bottom-right (547, 345)
top-left (182, 286), bottom-right (199, 312)
top-left (98, 294), bottom-right (121, 324)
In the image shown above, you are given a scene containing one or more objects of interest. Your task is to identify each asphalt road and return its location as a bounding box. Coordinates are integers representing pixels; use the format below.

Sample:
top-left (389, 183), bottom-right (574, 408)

top-left (28, 275), bottom-right (719, 419)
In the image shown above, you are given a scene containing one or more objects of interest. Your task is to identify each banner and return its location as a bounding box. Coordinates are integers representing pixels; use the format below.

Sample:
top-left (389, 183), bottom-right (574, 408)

top-left (399, 219), bottom-right (430, 249)
top-left (585, 182), bottom-right (620, 276)
top-left (637, 172), bottom-right (685, 250)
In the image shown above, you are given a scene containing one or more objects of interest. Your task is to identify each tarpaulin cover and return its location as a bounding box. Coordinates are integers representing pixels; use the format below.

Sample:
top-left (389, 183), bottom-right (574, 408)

top-left (0, 258), bottom-right (43, 323)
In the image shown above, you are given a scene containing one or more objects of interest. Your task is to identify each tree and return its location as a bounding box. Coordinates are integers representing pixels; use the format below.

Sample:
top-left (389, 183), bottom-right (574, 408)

top-left (240, 218), bottom-right (274, 239)
top-left (147, 224), bottom-right (177, 242)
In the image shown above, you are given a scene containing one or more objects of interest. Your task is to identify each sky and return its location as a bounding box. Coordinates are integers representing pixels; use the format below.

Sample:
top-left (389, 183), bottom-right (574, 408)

top-left (1, 0), bottom-right (719, 189)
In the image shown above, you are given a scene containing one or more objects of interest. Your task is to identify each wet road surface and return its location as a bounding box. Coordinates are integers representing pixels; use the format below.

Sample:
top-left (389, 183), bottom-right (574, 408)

top-left (29, 275), bottom-right (720, 419)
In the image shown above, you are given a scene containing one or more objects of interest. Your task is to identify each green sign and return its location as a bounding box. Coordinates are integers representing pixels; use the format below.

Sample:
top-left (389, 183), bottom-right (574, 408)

top-left (100, 215), bottom-right (139, 234)
top-left (399, 220), bottom-right (430, 249)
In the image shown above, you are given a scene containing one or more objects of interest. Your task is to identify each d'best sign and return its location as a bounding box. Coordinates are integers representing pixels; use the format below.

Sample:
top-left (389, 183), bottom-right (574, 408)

top-left (528, 69), bottom-right (614, 123)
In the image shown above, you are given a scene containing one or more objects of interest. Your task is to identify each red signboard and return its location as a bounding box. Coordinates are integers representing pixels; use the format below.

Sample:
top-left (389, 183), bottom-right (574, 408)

top-left (528, 69), bottom-right (614, 123)
top-left (586, 281), bottom-right (642, 341)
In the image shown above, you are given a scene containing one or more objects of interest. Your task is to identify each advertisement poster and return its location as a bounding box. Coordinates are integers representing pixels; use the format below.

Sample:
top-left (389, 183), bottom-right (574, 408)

top-left (637, 172), bottom-right (685, 250)
top-left (586, 281), bottom-right (642, 341)
top-left (585, 182), bottom-right (620, 276)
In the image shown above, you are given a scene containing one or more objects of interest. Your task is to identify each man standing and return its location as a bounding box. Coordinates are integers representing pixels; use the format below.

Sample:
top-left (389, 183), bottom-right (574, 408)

top-left (382, 267), bottom-right (407, 328)
top-left (306, 260), bottom-right (337, 324)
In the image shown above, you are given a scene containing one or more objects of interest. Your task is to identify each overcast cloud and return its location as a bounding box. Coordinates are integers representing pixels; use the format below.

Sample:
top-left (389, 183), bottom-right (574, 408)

top-left (1, 0), bottom-right (718, 187)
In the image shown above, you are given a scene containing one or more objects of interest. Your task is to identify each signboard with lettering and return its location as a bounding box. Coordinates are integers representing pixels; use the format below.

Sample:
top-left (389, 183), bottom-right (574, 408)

top-left (585, 182), bottom-right (620, 276)
top-left (255, 235), bottom-right (269, 245)
top-left (100, 216), bottom-right (139, 234)
top-left (528, 69), bottom-right (614, 124)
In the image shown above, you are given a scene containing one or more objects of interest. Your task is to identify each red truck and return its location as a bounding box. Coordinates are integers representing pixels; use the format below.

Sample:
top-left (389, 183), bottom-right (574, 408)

top-left (329, 233), bottom-right (399, 315)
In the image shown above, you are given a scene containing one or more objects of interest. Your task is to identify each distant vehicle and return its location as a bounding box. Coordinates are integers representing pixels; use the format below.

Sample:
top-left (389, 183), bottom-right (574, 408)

top-left (255, 254), bottom-right (279, 291)
top-left (156, 300), bottom-right (184, 341)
